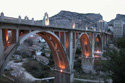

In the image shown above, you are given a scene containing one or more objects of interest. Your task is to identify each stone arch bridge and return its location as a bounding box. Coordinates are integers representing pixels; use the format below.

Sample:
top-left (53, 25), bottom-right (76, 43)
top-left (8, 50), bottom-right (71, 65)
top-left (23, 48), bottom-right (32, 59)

top-left (0, 13), bottom-right (111, 83)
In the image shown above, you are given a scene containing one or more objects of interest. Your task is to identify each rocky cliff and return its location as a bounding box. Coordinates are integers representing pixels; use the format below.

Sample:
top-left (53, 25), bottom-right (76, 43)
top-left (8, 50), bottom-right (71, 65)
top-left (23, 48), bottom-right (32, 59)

top-left (41, 10), bottom-right (103, 29)
top-left (108, 14), bottom-right (125, 25)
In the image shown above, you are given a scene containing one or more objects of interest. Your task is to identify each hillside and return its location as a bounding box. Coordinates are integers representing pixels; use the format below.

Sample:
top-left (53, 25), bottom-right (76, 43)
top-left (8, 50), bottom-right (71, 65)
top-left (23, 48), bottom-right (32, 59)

top-left (108, 14), bottom-right (125, 25)
top-left (40, 10), bottom-right (103, 29)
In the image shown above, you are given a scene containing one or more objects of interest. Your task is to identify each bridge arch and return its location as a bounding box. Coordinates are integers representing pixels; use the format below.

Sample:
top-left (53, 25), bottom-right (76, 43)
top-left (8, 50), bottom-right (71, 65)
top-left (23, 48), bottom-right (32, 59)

top-left (6, 31), bottom-right (69, 70)
top-left (94, 34), bottom-right (102, 53)
top-left (78, 33), bottom-right (92, 58)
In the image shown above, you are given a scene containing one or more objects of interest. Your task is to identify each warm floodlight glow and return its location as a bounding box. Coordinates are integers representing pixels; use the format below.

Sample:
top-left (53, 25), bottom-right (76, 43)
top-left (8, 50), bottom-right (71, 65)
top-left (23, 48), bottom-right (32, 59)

top-left (95, 50), bottom-right (102, 54)
top-left (6, 33), bottom-right (8, 42)
top-left (84, 52), bottom-right (89, 58)
top-left (45, 19), bottom-right (49, 26)
top-left (94, 55), bottom-right (100, 58)
top-left (72, 23), bottom-right (75, 29)
top-left (84, 40), bottom-right (88, 45)
top-left (86, 27), bottom-right (88, 30)
top-left (94, 28), bottom-right (96, 31)
top-left (43, 12), bottom-right (50, 26)
top-left (66, 42), bottom-right (69, 48)
top-left (96, 37), bottom-right (99, 42)
top-left (60, 70), bottom-right (63, 73)
top-left (59, 64), bottom-right (66, 69)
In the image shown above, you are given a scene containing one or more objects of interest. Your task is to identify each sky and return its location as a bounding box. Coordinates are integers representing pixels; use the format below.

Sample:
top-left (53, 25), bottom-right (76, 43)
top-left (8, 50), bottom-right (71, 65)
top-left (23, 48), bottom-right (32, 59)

top-left (0, 0), bottom-right (125, 21)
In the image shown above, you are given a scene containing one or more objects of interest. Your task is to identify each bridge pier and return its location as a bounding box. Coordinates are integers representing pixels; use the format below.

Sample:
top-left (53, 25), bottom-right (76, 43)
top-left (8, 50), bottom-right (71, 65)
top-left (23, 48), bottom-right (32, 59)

top-left (81, 58), bottom-right (94, 73)
top-left (16, 29), bottom-right (19, 42)
top-left (54, 69), bottom-right (70, 83)
top-left (69, 31), bottom-right (74, 83)
top-left (0, 29), bottom-right (4, 67)
top-left (92, 33), bottom-right (95, 57)
top-left (54, 31), bottom-right (75, 83)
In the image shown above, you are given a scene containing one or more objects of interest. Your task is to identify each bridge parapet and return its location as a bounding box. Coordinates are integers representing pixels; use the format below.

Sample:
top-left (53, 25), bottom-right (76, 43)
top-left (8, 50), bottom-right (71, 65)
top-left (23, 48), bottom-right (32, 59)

top-left (0, 12), bottom-right (43, 26)
top-left (0, 12), bottom-right (113, 35)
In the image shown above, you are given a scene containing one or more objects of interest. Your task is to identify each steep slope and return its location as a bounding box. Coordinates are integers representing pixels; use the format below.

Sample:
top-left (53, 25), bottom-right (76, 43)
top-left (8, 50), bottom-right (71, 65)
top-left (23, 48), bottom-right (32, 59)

top-left (108, 14), bottom-right (125, 25)
top-left (44, 10), bottom-right (103, 28)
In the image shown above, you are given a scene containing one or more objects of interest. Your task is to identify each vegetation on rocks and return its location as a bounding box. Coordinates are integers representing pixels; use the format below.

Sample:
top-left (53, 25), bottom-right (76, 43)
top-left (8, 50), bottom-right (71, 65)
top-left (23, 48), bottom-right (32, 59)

top-left (23, 60), bottom-right (54, 78)
top-left (100, 37), bottom-right (125, 83)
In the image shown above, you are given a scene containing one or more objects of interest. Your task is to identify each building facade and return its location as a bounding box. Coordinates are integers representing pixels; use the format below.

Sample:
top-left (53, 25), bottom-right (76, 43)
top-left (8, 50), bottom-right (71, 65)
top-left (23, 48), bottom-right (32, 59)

top-left (113, 20), bottom-right (124, 38)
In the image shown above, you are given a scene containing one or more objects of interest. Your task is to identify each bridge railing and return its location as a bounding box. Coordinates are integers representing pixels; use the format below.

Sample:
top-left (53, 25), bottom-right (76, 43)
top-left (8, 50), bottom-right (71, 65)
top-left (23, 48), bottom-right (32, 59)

top-left (0, 12), bottom-right (112, 35)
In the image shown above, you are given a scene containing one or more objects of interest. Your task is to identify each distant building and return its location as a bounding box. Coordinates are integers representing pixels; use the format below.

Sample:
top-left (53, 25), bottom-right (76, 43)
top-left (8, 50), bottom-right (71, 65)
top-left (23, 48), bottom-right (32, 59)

top-left (97, 20), bottom-right (108, 32)
top-left (113, 20), bottom-right (125, 37)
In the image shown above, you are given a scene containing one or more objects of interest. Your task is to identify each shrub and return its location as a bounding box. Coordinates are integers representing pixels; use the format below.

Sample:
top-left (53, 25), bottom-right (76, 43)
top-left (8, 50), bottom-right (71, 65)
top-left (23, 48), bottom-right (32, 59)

top-left (101, 38), bottom-right (125, 83)
top-left (23, 60), bottom-right (51, 78)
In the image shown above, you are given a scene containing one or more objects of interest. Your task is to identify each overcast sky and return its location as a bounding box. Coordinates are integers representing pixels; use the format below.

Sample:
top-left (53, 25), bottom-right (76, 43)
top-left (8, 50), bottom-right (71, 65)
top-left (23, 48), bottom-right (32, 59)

top-left (0, 0), bottom-right (125, 21)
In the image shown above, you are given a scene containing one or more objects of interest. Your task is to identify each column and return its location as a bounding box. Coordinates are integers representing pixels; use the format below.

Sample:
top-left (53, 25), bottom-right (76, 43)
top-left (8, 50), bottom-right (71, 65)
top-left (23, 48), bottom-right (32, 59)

top-left (0, 29), bottom-right (4, 67)
top-left (16, 29), bottom-right (19, 42)
top-left (92, 32), bottom-right (95, 57)
top-left (69, 31), bottom-right (74, 83)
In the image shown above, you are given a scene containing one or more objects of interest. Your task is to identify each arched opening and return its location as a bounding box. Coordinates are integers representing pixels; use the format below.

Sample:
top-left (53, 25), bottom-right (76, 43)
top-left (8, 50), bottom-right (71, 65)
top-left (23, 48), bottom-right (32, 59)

top-left (94, 34), bottom-right (102, 56)
top-left (3, 31), bottom-right (68, 73)
top-left (19, 31), bottom-right (68, 70)
top-left (79, 33), bottom-right (92, 58)
top-left (0, 31), bottom-right (70, 83)
top-left (74, 33), bottom-right (93, 74)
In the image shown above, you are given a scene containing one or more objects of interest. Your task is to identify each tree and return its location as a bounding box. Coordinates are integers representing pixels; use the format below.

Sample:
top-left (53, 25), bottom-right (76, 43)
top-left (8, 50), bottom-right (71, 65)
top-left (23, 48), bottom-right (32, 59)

top-left (101, 38), bottom-right (125, 83)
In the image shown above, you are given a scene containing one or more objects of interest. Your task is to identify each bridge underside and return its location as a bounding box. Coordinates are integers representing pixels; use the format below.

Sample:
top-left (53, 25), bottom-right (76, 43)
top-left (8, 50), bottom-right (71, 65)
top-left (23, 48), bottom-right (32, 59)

top-left (80, 34), bottom-right (92, 58)
top-left (0, 27), bottom-right (110, 83)
top-left (94, 34), bottom-right (102, 56)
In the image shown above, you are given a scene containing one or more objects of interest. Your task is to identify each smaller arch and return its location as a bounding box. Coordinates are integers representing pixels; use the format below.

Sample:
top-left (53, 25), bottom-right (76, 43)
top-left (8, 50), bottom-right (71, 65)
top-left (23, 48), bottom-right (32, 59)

top-left (79, 33), bottom-right (92, 58)
top-left (42, 12), bottom-right (49, 26)
top-left (95, 34), bottom-right (102, 53)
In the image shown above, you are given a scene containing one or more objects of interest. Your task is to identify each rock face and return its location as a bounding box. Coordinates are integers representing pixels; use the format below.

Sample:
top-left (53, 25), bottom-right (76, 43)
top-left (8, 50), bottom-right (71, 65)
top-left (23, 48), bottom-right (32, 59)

top-left (108, 14), bottom-right (125, 25)
top-left (41, 10), bottom-right (103, 29)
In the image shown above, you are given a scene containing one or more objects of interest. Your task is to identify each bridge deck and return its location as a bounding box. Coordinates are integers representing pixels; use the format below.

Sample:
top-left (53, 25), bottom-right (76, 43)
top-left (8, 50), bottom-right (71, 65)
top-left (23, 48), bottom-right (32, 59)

top-left (0, 16), bottom-right (111, 35)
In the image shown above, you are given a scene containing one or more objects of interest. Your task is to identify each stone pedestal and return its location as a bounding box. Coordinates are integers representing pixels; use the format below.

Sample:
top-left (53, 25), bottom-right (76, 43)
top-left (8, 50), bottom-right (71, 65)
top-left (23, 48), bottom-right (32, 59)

top-left (54, 71), bottom-right (70, 83)
top-left (81, 58), bottom-right (94, 73)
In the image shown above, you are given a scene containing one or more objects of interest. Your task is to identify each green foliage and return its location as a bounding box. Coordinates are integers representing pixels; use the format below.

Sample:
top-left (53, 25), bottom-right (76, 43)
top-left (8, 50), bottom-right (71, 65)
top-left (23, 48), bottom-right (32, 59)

top-left (94, 59), bottom-right (102, 73)
top-left (114, 37), bottom-right (125, 48)
top-left (74, 59), bottom-right (83, 73)
top-left (23, 60), bottom-right (52, 78)
top-left (101, 38), bottom-right (125, 83)
top-left (0, 76), bottom-right (12, 83)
